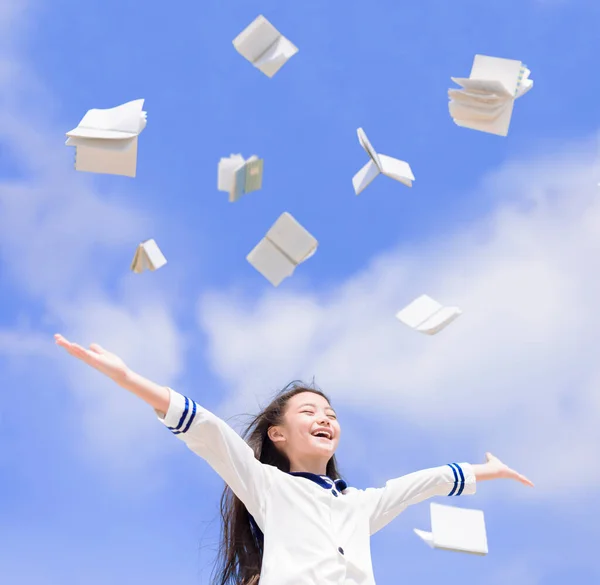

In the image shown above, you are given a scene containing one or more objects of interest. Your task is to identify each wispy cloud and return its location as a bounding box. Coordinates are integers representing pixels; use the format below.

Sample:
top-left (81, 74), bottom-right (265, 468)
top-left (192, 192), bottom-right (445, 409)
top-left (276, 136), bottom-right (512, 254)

top-left (0, 0), bottom-right (186, 482)
top-left (198, 136), bottom-right (600, 496)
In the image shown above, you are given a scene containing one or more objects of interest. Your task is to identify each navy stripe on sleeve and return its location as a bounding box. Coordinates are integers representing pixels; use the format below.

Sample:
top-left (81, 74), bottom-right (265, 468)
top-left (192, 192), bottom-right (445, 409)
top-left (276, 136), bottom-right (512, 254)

top-left (447, 463), bottom-right (465, 496)
top-left (453, 463), bottom-right (466, 495)
top-left (168, 396), bottom-right (189, 432)
top-left (180, 400), bottom-right (197, 434)
top-left (447, 463), bottom-right (459, 496)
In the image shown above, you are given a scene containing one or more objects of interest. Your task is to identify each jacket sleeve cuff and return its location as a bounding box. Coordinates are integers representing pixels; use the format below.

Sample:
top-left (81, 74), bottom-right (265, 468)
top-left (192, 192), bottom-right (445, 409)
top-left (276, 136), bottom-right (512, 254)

top-left (446, 462), bottom-right (476, 496)
top-left (155, 387), bottom-right (190, 430)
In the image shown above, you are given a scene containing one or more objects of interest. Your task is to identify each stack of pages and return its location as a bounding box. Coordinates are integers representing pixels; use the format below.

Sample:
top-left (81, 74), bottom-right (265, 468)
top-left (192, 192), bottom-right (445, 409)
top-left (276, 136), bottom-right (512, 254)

top-left (247, 212), bottom-right (317, 286)
top-left (66, 99), bottom-right (147, 177)
top-left (414, 503), bottom-right (488, 555)
top-left (449, 55), bottom-right (533, 137)
top-left (233, 15), bottom-right (298, 78)
top-left (352, 128), bottom-right (414, 195)
top-left (218, 154), bottom-right (264, 202)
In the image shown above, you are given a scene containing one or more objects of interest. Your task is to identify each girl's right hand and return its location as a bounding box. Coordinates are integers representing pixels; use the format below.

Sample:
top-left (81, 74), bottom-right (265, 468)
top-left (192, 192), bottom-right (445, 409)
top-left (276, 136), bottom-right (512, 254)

top-left (54, 333), bottom-right (130, 382)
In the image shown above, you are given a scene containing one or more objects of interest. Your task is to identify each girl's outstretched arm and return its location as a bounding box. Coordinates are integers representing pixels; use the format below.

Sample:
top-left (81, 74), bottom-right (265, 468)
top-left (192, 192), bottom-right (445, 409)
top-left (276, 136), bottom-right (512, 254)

top-left (362, 454), bottom-right (532, 536)
top-left (54, 334), bottom-right (275, 526)
top-left (54, 334), bottom-right (170, 412)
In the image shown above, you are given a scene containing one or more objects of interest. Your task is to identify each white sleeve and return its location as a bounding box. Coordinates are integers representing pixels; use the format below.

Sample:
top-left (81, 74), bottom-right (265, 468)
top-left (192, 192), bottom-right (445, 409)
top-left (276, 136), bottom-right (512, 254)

top-left (364, 463), bottom-right (477, 535)
top-left (155, 388), bottom-right (275, 525)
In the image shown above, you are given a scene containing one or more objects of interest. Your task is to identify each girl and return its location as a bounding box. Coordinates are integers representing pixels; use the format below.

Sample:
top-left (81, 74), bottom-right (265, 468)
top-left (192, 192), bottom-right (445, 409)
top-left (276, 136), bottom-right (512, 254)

top-left (54, 333), bottom-right (533, 585)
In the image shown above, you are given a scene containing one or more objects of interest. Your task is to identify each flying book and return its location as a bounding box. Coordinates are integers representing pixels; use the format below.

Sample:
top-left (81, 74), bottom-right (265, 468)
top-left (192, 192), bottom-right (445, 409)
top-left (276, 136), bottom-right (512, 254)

top-left (233, 15), bottom-right (298, 78)
top-left (448, 55), bottom-right (533, 137)
top-left (247, 212), bottom-right (317, 286)
top-left (352, 128), bottom-right (415, 195)
top-left (130, 239), bottom-right (167, 274)
top-left (414, 503), bottom-right (488, 555)
top-left (66, 99), bottom-right (147, 177)
top-left (395, 294), bottom-right (461, 335)
top-left (218, 154), bottom-right (264, 202)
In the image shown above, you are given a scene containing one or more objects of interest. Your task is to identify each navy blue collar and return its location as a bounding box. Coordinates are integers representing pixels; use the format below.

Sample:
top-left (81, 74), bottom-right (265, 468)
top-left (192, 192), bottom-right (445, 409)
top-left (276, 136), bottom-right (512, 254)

top-left (288, 471), bottom-right (348, 492)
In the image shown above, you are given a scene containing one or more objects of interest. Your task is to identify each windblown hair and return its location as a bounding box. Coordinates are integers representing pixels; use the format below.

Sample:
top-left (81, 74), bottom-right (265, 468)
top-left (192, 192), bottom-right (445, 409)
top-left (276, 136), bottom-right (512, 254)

top-left (211, 381), bottom-right (342, 585)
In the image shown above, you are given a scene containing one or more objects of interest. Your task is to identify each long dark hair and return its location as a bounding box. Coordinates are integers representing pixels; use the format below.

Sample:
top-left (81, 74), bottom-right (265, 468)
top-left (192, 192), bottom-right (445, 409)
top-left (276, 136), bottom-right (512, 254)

top-left (211, 380), bottom-right (342, 585)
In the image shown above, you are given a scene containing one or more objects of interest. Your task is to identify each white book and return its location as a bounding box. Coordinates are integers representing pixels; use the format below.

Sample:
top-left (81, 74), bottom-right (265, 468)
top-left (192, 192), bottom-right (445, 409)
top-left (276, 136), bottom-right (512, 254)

top-left (352, 128), bottom-right (414, 195)
top-left (247, 212), bottom-right (317, 286)
top-left (233, 15), bottom-right (298, 78)
top-left (449, 55), bottom-right (533, 137)
top-left (66, 99), bottom-right (147, 177)
top-left (395, 294), bottom-right (461, 335)
top-left (414, 503), bottom-right (488, 556)
top-left (218, 154), bottom-right (264, 202)
top-left (130, 239), bottom-right (167, 274)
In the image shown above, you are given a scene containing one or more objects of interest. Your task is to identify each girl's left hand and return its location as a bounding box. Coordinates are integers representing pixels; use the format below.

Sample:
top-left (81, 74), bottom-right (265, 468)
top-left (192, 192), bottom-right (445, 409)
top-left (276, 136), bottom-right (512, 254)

top-left (479, 452), bottom-right (534, 487)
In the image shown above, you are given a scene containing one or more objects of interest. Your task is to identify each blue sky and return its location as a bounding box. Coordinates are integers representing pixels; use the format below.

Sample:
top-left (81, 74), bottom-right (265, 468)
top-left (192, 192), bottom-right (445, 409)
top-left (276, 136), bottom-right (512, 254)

top-left (1, 0), bottom-right (599, 583)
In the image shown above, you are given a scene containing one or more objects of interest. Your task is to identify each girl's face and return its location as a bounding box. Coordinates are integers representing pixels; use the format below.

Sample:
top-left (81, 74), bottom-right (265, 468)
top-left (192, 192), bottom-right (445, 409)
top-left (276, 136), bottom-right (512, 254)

top-left (269, 392), bottom-right (341, 470)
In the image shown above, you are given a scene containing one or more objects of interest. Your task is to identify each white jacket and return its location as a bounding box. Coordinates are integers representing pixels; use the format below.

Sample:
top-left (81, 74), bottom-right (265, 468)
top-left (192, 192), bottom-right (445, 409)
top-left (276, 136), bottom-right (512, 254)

top-left (156, 389), bottom-right (477, 585)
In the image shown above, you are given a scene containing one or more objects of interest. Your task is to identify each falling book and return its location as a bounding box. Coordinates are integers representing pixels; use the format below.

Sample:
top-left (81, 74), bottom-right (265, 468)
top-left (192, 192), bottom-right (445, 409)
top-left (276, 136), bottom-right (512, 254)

top-left (247, 212), bottom-right (317, 286)
top-left (233, 15), bottom-right (298, 78)
top-left (414, 503), bottom-right (488, 555)
top-left (352, 128), bottom-right (414, 195)
top-left (395, 294), bottom-right (461, 335)
top-left (130, 239), bottom-right (167, 273)
top-left (448, 55), bottom-right (533, 137)
top-left (66, 99), bottom-right (147, 177)
top-left (218, 154), bottom-right (264, 202)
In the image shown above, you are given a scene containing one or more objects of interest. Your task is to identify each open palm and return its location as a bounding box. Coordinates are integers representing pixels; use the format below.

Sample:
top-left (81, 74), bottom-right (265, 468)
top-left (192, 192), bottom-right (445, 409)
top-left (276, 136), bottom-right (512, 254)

top-left (54, 333), bottom-right (129, 381)
top-left (484, 452), bottom-right (534, 487)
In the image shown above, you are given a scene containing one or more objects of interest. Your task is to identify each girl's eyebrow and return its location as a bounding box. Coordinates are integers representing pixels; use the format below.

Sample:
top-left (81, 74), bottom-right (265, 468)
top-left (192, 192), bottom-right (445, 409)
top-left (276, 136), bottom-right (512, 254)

top-left (298, 402), bottom-right (336, 413)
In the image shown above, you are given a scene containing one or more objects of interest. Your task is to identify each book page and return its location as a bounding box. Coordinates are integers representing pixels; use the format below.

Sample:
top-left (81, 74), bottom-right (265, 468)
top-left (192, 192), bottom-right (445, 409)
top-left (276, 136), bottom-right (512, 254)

top-left (233, 15), bottom-right (280, 63)
top-left (352, 160), bottom-right (380, 195)
top-left (413, 529), bottom-right (435, 549)
top-left (417, 306), bottom-right (461, 335)
top-left (448, 88), bottom-right (508, 106)
top-left (396, 295), bottom-right (441, 329)
top-left (247, 238), bottom-right (296, 286)
top-left (218, 155), bottom-right (244, 193)
top-left (73, 99), bottom-right (145, 135)
top-left (66, 136), bottom-right (137, 151)
top-left (357, 128), bottom-right (382, 172)
top-left (255, 36), bottom-right (298, 77)
top-left (379, 154), bottom-right (414, 187)
top-left (430, 503), bottom-right (488, 555)
top-left (142, 239), bottom-right (167, 270)
top-left (451, 77), bottom-right (513, 98)
top-left (267, 212), bottom-right (317, 265)
top-left (451, 100), bottom-right (515, 137)
top-left (470, 54), bottom-right (523, 97)
top-left (449, 100), bottom-right (508, 122)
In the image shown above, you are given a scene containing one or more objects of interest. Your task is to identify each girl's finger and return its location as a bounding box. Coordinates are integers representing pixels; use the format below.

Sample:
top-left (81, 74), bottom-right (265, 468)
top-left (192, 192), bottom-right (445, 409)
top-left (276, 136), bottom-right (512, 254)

top-left (89, 343), bottom-right (104, 354)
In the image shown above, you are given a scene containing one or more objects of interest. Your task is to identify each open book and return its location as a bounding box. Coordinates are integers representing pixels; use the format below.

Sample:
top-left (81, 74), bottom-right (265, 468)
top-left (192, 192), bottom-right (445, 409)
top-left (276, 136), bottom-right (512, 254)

top-left (218, 154), bottom-right (264, 202)
top-left (352, 128), bottom-right (414, 195)
top-left (233, 15), bottom-right (298, 78)
top-left (395, 294), bottom-right (461, 335)
top-left (66, 99), bottom-right (147, 177)
top-left (247, 212), bottom-right (317, 286)
top-left (130, 239), bottom-right (167, 273)
top-left (414, 503), bottom-right (488, 555)
top-left (448, 55), bottom-right (533, 136)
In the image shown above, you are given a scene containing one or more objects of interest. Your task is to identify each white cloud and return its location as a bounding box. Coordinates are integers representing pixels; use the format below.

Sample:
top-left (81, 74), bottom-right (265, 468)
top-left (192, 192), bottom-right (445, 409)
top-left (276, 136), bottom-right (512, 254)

top-left (0, 0), bottom-right (186, 482)
top-left (198, 135), bottom-right (600, 497)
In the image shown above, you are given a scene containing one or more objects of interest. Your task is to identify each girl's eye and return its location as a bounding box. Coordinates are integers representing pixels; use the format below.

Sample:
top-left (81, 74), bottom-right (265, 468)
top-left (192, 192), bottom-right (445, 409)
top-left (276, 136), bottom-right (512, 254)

top-left (328, 415), bottom-right (337, 420)
top-left (302, 410), bottom-right (315, 415)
